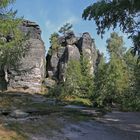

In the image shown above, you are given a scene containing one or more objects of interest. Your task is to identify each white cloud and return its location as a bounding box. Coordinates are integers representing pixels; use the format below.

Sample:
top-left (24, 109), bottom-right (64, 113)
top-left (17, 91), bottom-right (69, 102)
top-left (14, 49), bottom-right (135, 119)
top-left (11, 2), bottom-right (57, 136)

top-left (65, 16), bottom-right (79, 24)
top-left (45, 20), bottom-right (54, 29)
top-left (45, 20), bottom-right (58, 32)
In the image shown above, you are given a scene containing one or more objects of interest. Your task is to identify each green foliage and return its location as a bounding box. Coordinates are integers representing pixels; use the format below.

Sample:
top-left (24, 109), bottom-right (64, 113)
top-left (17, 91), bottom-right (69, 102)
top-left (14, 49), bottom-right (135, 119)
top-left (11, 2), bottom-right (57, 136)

top-left (106, 33), bottom-right (126, 58)
top-left (48, 58), bottom-right (94, 106)
top-left (94, 55), bottom-right (108, 107)
top-left (106, 33), bottom-right (129, 101)
top-left (58, 23), bottom-right (73, 36)
top-left (49, 23), bottom-right (73, 55)
top-left (94, 33), bottom-right (129, 107)
top-left (0, 0), bottom-right (16, 19)
top-left (124, 49), bottom-right (137, 91)
top-left (0, 0), bottom-right (15, 8)
top-left (80, 56), bottom-right (94, 98)
top-left (49, 32), bottom-right (61, 54)
top-left (48, 32), bottom-right (140, 110)
top-left (122, 50), bottom-right (140, 111)
top-left (121, 91), bottom-right (140, 111)
top-left (106, 57), bottom-right (129, 102)
top-left (82, 0), bottom-right (140, 58)
top-left (63, 59), bottom-right (94, 99)
top-left (93, 32), bottom-right (140, 111)
top-left (62, 60), bottom-right (84, 98)
top-left (0, 0), bottom-right (25, 68)
top-left (134, 63), bottom-right (140, 93)
top-left (47, 84), bottom-right (64, 98)
top-left (63, 97), bottom-right (93, 106)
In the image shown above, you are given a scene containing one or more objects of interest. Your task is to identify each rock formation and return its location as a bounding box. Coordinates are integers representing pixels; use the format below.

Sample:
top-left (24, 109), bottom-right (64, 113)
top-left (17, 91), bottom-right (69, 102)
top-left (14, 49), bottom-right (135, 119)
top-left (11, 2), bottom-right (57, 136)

top-left (77, 32), bottom-right (97, 75)
top-left (0, 20), bottom-right (100, 92)
top-left (45, 32), bottom-right (99, 87)
top-left (0, 20), bottom-right (46, 93)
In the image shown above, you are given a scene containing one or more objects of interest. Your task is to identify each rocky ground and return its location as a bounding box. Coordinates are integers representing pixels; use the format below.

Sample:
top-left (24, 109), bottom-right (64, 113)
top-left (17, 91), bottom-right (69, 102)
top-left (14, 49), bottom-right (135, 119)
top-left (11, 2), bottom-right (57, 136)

top-left (0, 92), bottom-right (140, 140)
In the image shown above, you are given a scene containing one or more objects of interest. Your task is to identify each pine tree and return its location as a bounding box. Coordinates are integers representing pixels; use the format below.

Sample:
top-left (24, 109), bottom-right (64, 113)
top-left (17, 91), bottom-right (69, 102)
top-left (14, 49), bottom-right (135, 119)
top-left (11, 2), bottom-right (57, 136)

top-left (62, 60), bottom-right (83, 98)
top-left (58, 23), bottom-right (73, 36)
top-left (0, 0), bottom-right (25, 69)
top-left (106, 32), bottom-right (129, 104)
top-left (80, 56), bottom-right (94, 99)
top-left (60, 58), bottom-right (94, 104)
top-left (94, 32), bottom-right (129, 107)
top-left (94, 55), bottom-right (108, 107)
top-left (49, 32), bottom-right (61, 55)
top-left (122, 50), bottom-right (140, 111)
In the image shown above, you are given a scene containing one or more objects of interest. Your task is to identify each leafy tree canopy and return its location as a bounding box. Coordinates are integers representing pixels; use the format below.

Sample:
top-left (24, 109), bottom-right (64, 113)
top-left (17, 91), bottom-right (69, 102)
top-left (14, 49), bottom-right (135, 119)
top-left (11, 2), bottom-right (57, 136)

top-left (82, 0), bottom-right (140, 58)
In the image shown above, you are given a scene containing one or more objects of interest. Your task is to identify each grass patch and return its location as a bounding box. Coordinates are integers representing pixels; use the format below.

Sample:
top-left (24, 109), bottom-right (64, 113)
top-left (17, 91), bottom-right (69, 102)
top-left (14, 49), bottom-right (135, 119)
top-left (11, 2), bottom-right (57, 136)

top-left (6, 115), bottom-right (64, 139)
top-left (61, 96), bottom-right (93, 106)
top-left (0, 124), bottom-right (27, 140)
top-left (0, 94), bottom-right (32, 110)
top-left (55, 107), bottom-right (95, 122)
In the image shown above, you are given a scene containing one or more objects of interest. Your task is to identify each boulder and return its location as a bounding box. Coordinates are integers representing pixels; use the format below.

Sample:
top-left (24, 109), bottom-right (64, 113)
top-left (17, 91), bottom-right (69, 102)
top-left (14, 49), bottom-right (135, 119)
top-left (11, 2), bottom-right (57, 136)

top-left (10, 109), bottom-right (29, 118)
top-left (44, 78), bottom-right (56, 88)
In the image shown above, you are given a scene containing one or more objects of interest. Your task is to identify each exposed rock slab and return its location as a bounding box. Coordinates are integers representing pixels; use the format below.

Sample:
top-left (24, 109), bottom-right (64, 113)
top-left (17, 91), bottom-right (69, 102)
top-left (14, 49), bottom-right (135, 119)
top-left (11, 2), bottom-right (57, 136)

top-left (10, 109), bottom-right (29, 118)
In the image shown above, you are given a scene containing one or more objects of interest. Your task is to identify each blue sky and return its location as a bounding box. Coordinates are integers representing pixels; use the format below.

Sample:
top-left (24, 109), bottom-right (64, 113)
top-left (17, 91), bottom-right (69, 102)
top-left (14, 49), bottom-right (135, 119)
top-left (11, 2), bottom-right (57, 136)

top-left (14, 0), bottom-right (132, 57)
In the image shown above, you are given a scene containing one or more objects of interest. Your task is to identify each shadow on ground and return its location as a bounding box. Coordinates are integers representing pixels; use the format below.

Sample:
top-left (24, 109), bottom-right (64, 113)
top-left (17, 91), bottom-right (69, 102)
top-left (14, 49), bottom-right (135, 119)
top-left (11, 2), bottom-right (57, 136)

top-left (0, 92), bottom-right (140, 140)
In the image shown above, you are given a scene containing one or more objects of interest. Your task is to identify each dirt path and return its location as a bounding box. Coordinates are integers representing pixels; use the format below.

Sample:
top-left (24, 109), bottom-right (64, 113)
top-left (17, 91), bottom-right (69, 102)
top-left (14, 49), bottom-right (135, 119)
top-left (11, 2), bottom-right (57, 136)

top-left (10, 111), bottom-right (139, 140)
top-left (62, 111), bottom-right (140, 140)
top-left (0, 93), bottom-right (140, 140)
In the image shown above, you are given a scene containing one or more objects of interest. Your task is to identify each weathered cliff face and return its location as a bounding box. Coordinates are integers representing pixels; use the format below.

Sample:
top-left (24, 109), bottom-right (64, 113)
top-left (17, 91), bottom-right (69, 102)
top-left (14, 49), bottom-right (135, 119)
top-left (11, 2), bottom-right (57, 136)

top-left (0, 20), bottom-right (99, 92)
top-left (46, 32), bottom-right (80, 84)
top-left (78, 32), bottom-right (97, 75)
top-left (0, 20), bottom-right (46, 93)
top-left (45, 32), bottom-right (98, 86)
